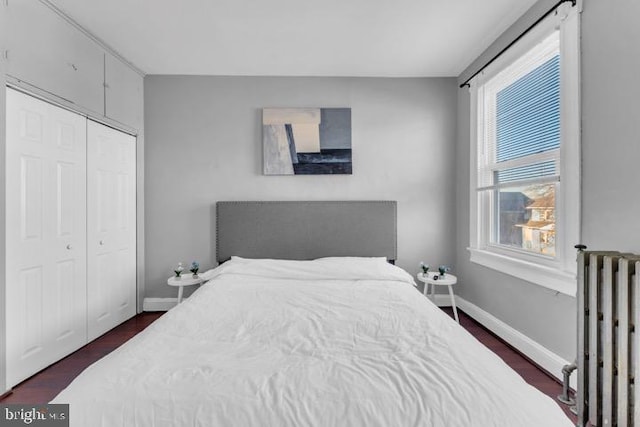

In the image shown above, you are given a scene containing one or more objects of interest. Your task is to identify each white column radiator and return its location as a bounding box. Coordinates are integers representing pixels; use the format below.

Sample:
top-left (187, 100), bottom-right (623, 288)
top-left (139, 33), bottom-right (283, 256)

top-left (577, 250), bottom-right (640, 427)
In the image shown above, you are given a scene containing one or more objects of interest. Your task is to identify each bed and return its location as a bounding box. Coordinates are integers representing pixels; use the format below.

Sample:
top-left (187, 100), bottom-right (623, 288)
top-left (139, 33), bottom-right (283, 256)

top-left (52, 201), bottom-right (572, 426)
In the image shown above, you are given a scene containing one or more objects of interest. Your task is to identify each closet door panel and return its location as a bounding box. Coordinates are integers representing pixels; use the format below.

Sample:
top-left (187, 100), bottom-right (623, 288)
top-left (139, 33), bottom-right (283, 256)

top-left (21, 156), bottom-right (44, 242)
top-left (6, 89), bottom-right (87, 387)
top-left (87, 120), bottom-right (136, 341)
top-left (55, 259), bottom-right (78, 340)
top-left (19, 267), bottom-right (44, 358)
top-left (47, 95), bottom-right (88, 365)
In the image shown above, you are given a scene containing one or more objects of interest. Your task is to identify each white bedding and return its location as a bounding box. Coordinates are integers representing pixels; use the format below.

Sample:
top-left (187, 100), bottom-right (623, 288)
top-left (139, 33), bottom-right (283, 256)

top-left (52, 257), bottom-right (572, 426)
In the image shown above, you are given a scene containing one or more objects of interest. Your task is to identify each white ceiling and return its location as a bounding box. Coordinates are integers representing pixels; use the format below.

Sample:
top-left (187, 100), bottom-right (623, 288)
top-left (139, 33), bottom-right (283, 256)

top-left (49, 0), bottom-right (538, 77)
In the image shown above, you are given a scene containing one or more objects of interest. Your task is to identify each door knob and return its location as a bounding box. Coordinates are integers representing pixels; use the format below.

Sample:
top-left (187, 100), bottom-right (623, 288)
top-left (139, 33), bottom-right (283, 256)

top-left (66, 244), bottom-right (73, 250)
top-left (99, 240), bottom-right (104, 246)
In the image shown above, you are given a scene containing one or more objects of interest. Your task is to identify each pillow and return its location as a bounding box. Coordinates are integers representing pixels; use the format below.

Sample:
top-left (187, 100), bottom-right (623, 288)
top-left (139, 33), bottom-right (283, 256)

top-left (206, 256), bottom-right (415, 286)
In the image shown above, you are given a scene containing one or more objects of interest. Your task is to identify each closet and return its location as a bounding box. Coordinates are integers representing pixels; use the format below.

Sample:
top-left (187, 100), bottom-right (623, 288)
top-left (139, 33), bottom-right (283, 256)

top-left (5, 88), bottom-right (137, 387)
top-left (86, 120), bottom-right (137, 341)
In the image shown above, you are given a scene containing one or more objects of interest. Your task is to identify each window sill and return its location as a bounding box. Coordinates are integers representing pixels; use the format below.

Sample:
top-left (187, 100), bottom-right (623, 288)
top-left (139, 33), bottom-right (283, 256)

top-left (468, 248), bottom-right (576, 297)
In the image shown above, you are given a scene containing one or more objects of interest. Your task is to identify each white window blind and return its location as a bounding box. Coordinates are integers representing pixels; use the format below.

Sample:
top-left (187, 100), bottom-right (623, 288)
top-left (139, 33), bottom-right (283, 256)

top-left (478, 31), bottom-right (561, 191)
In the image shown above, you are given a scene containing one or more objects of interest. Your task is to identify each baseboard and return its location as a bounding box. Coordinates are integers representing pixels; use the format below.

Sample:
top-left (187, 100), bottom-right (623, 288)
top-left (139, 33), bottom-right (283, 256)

top-left (431, 294), bottom-right (453, 306)
top-left (143, 298), bottom-right (177, 311)
top-left (445, 295), bottom-right (576, 389)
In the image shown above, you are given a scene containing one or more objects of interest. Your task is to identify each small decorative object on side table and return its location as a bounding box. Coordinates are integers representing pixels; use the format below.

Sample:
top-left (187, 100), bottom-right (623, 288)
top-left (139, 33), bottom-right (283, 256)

top-left (167, 274), bottom-right (204, 305)
top-left (420, 262), bottom-right (430, 275)
top-left (416, 270), bottom-right (459, 323)
top-left (190, 261), bottom-right (200, 278)
top-left (438, 265), bottom-right (450, 277)
top-left (174, 262), bottom-right (185, 278)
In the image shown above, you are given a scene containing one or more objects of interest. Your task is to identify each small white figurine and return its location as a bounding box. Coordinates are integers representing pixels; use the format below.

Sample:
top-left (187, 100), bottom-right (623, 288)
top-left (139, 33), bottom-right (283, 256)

top-left (174, 262), bottom-right (184, 278)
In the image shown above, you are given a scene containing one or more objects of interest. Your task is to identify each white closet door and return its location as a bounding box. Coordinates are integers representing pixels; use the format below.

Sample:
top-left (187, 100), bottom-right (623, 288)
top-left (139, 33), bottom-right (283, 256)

top-left (87, 120), bottom-right (136, 341)
top-left (6, 88), bottom-right (87, 387)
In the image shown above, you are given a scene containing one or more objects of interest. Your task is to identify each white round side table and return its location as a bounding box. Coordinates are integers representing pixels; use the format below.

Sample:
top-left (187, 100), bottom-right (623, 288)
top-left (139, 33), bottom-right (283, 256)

top-left (167, 275), bottom-right (204, 304)
top-left (417, 272), bottom-right (459, 323)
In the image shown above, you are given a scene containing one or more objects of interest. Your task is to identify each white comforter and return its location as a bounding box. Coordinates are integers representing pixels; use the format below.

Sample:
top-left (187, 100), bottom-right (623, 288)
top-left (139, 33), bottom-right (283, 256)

top-left (53, 257), bottom-right (572, 426)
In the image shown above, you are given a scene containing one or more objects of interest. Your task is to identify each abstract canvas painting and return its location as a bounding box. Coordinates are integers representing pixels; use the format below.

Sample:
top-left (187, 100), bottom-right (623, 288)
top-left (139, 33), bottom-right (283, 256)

top-left (263, 108), bottom-right (352, 175)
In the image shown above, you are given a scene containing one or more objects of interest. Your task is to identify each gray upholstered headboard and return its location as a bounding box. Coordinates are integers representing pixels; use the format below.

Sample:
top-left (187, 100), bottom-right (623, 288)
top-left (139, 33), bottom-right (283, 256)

top-left (216, 201), bottom-right (397, 264)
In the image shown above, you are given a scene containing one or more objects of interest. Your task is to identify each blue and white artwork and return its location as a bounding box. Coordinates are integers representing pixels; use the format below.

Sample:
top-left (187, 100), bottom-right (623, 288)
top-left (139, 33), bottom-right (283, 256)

top-left (263, 108), bottom-right (352, 175)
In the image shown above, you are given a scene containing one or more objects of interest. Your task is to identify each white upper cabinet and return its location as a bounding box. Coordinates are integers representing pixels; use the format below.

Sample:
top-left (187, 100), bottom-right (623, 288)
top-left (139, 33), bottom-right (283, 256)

top-left (6, 0), bottom-right (104, 115)
top-left (6, 0), bottom-right (144, 131)
top-left (105, 54), bottom-right (144, 130)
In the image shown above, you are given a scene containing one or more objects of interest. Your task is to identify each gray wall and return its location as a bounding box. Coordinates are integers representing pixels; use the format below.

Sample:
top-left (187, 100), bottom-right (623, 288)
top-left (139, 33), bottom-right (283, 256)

top-left (580, 0), bottom-right (640, 250)
top-left (458, 0), bottom-right (559, 85)
top-left (455, 0), bottom-right (640, 361)
top-left (144, 76), bottom-right (457, 298)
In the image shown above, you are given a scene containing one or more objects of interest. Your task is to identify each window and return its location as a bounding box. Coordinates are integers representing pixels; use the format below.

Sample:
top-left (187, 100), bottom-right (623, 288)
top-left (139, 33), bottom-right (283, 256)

top-left (468, 5), bottom-right (580, 296)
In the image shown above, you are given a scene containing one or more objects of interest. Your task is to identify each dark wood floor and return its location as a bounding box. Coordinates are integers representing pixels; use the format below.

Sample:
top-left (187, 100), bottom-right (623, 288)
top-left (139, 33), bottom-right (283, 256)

top-left (440, 307), bottom-right (576, 422)
top-left (1, 308), bottom-right (576, 422)
top-left (1, 312), bottom-right (161, 404)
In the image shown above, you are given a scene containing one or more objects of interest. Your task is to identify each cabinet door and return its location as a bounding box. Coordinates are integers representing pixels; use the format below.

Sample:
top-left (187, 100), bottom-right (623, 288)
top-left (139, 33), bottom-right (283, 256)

top-left (87, 120), bottom-right (137, 341)
top-left (6, 0), bottom-right (104, 115)
top-left (105, 55), bottom-right (144, 130)
top-left (5, 88), bottom-right (87, 387)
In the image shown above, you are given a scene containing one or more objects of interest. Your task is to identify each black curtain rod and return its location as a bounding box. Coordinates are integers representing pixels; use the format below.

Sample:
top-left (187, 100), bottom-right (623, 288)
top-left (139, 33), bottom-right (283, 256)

top-left (459, 0), bottom-right (575, 89)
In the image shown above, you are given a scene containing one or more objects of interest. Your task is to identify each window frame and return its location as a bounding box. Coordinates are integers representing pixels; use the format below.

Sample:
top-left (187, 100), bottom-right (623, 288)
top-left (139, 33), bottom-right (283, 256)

top-left (468, 4), bottom-right (580, 296)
